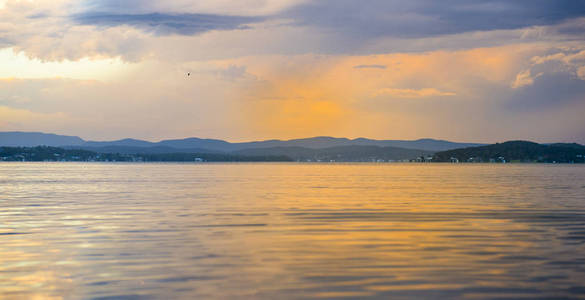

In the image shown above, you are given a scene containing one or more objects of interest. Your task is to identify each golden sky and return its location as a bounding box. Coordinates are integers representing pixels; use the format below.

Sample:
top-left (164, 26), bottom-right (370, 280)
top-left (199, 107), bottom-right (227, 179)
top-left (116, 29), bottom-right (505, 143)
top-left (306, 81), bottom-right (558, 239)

top-left (1, 0), bottom-right (585, 143)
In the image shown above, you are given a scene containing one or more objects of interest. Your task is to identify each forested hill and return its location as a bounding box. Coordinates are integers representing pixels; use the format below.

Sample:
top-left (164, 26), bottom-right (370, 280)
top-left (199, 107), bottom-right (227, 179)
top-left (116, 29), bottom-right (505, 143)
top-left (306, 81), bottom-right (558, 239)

top-left (433, 141), bottom-right (585, 163)
top-left (0, 146), bottom-right (292, 162)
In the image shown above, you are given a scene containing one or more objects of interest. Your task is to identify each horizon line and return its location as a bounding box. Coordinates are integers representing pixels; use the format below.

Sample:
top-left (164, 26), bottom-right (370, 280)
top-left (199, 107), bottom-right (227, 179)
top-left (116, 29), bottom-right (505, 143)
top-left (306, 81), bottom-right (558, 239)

top-left (2, 130), bottom-right (585, 145)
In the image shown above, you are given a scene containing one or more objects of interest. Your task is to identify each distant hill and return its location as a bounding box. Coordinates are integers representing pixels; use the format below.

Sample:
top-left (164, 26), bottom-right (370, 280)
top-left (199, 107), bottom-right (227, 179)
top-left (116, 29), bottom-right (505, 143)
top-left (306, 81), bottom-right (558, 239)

top-left (1, 131), bottom-right (482, 152)
top-left (234, 145), bottom-right (433, 162)
top-left (0, 132), bottom-right (84, 147)
top-left (68, 145), bottom-right (221, 154)
top-left (158, 137), bottom-right (234, 150)
top-left (65, 136), bottom-right (481, 152)
top-left (82, 138), bottom-right (155, 148)
top-left (230, 137), bottom-right (482, 152)
top-left (4, 141), bottom-right (585, 163)
top-left (433, 141), bottom-right (585, 163)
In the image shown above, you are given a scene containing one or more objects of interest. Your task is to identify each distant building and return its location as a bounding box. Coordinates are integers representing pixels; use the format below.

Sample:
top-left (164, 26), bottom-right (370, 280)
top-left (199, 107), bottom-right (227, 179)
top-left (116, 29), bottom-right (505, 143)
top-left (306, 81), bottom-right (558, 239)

top-left (467, 157), bottom-right (482, 163)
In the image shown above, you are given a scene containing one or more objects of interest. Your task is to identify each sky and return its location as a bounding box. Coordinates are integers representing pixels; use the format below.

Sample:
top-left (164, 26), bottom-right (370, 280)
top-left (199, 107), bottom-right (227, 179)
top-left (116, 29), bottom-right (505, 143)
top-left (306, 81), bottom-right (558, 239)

top-left (1, 0), bottom-right (585, 143)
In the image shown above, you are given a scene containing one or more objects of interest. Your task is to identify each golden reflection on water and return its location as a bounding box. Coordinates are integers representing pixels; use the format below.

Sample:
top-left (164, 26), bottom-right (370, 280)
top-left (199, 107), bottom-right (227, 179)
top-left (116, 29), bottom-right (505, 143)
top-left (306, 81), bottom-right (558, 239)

top-left (1, 163), bottom-right (585, 299)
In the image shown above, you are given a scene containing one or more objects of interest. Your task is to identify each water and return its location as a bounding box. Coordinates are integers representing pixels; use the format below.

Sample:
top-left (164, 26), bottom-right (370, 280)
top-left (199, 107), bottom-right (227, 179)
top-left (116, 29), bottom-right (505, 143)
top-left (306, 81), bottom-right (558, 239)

top-left (1, 163), bottom-right (585, 299)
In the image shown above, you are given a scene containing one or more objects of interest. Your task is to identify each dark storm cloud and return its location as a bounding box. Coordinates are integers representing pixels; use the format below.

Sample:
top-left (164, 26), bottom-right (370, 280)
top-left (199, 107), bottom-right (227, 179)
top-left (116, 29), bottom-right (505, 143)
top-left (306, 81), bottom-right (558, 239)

top-left (73, 13), bottom-right (263, 35)
top-left (282, 0), bottom-right (585, 38)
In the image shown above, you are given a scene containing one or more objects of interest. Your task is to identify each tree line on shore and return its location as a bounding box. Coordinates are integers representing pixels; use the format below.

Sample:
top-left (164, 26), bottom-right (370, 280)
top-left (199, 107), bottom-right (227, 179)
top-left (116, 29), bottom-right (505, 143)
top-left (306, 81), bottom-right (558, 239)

top-left (2, 140), bottom-right (585, 163)
top-left (0, 146), bottom-right (292, 162)
top-left (432, 141), bottom-right (585, 163)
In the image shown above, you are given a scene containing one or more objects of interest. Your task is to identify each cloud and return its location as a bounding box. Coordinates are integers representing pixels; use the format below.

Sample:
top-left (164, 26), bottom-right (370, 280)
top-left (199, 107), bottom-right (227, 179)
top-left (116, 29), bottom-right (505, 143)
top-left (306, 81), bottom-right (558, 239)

top-left (1, 0), bottom-right (585, 143)
top-left (283, 0), bottom-right (585, 39)
top-left (373, 88), bottom-right (456, 98)
top-left (531, 49), bottom-right (585, 65)
top-left (73, 13), bottom-right (264, 36)
top-left (0, 0), bottom-right (152, 61)
top-left (511, 69), bottom-right (542, 89)
top-left (531, 48), bottom-right (585, 67)
top-left (1, 44), bottom-right (584, 143)
top-left (578, 66), bottom-right (585, 80)
top-left (549, 17), bottom-right (585, 37)
top-left (216, 65), bottom-right (255, 81)
top-left (179, 63), bottom-right (257, 81)
top-left (507, 71), bottom-right (585, 110)
top-left (0, 48), bottom-right (129, 80)
top-left (79, 0), bottom-right (306, 16)
top-left (353, 64), bottom-right (386, 69)
top-left (3, 0), bottom-right (585, 63)
top-left (511, 47), bottom-right (585, 88)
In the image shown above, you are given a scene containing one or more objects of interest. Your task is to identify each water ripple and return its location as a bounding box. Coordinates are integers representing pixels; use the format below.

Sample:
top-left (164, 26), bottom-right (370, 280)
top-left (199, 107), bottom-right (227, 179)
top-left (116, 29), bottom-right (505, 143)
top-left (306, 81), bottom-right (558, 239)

top-left (1, 163), bottom-right (584, 299)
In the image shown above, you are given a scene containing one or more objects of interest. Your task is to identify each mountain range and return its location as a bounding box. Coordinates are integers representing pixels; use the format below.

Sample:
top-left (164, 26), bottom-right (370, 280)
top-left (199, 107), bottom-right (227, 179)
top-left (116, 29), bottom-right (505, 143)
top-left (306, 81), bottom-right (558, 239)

top-left (0, 132), bottom-right (481, 152)
top-left (0, 131), bottom-right (485, 162)
top-left (2, 132), bottom-right (584, 163)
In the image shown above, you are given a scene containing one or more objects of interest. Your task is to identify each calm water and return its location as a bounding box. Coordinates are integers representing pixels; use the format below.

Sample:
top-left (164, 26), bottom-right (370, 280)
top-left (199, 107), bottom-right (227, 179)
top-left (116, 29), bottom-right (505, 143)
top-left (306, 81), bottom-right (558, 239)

top-left (1, 163), bottom-right (585, 299)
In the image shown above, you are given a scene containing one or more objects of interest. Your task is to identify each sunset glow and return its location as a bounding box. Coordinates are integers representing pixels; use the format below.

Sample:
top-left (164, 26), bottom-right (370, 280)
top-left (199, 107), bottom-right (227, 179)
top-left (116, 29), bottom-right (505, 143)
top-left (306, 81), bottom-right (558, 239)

top-left (2, 2), bottom-right (585, 299)
top-left (1, 1), bottom-right (584, 142)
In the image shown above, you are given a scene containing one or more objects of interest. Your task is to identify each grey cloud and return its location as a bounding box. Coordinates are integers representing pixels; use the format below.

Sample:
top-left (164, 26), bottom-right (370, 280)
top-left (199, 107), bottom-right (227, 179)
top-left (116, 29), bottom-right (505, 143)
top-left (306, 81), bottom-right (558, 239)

top-left (73, 13), bottom-right (264, 36)
top-left (73, 0), bottom-right (585, 39)
top-left (80, 0), bottom-right (157, 14)
top-left (61, 0), bottom-right (585, 58)
top-left (354, 64), bottom-right (387, 69)
top-left (553, 18), bottom-right (585, 36)
top-left (508, 47), bottom-right (585, 109)
top-left (217, 65), bottom-right (254, 81)
top-left (282, 0), bottom-right (585, 39)
top-left (27, 13), bottom-right (50, 19)
top-left (507, 71), bottom-right (585, 111)
top-left (0, 37), bottom-right (12, 47)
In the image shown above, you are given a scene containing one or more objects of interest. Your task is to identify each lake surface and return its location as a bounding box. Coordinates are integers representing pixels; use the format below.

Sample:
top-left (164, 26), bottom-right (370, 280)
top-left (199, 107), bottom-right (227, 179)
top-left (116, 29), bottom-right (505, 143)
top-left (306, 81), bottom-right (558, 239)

top-left (1, 163), bottom-right (585, 299)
